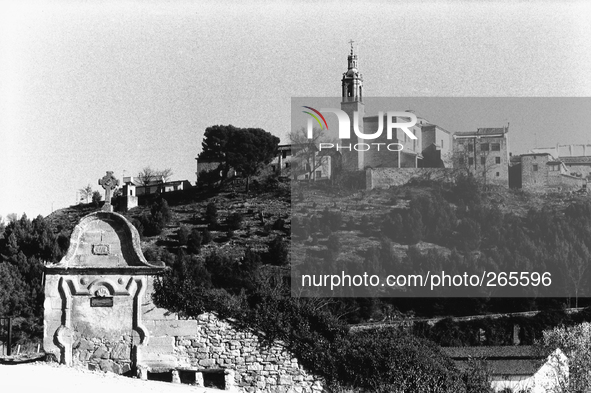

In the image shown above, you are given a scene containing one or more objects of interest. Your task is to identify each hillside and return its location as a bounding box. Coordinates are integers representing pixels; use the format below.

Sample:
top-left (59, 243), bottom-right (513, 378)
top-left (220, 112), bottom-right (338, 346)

top-left (45, 177), bottom-right (591, 321)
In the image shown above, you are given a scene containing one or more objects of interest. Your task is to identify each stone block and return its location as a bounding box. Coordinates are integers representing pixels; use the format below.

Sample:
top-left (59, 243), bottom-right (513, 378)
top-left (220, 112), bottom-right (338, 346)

top-left (247, 363), bottom-right (263, 371)
top-left (110, 342), bottom-right (129, 360)
top-left (143, 336), bottom-right (174, 354)
top-left (91, 346), bottom-right (108, 359)
top-left (143, 306), bottom-right (178, 320)
top-left (278, 375), bottom-right (292, 385)
top-left (199, 359), bottom-right (216, 367)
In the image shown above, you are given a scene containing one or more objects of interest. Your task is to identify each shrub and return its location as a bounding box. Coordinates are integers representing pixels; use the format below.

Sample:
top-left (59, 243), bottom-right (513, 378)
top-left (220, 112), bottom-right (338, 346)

top-left (272, 218), bottom-right (285, 231)
top-left (187, 229), bottom-right (202, 254)
top-left (201, 229), bottom-right (212, 245)
top-left (92, 191), bottom-right (102, 207)
top-left (327, 234), bottom-right (341, 254)
top-left (177, 225), bottom-right (190, 246)
top-left (226, 212), bottom-right (243, 230)
top-left (205, 201), bottom-right (218, 225)
top-left (131, 218), bottom-right (144, 237)
top-left (267, 236), bottom-right (289, 266)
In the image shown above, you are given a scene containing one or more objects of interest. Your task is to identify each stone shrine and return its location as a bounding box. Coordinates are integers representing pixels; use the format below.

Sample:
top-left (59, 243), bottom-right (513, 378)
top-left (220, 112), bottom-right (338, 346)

top-left (43, 209), bottom-right (166, 374)
top-left (43, 172), bottom-right (323, 392)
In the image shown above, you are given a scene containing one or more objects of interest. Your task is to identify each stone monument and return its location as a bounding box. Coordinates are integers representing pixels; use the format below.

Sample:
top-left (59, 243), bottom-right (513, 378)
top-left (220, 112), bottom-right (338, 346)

top-left (98, 171), bottom-right (119, 212)
top-left (43, 173), bottom-right (165, 373)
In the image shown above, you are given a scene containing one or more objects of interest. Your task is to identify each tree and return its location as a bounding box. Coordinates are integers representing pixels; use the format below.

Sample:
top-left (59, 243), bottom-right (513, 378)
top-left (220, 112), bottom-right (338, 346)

top-left (91, 190), bottom-right (102, 207)
top-left (199, 125), bottom-right (279, 192)
top-left (79, 184), bottom-right (93, 204)
top-left (289, 126), bottom-right (330, 182)
top-left (137, 167), bottom-right (173, 186)
top-left (542, 322), bottom-right (591, 392)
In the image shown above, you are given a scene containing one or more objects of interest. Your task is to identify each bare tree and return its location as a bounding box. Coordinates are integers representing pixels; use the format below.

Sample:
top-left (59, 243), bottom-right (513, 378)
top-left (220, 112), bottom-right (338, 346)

top-left (159, 168), bottom-right (173, 182)
top-left (289, 127), bottom-right (330, 182)
top-left (137, 167), bottom-right (156, 186)
top-left (79, 184), bottom-right (93, 204)
top-left (137, 167), bottom-right (173, 186)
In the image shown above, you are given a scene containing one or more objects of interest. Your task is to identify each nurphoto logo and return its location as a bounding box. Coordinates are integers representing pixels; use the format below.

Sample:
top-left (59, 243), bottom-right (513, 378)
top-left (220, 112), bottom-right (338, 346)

top-left (302, 106), bottom-right (418, 152)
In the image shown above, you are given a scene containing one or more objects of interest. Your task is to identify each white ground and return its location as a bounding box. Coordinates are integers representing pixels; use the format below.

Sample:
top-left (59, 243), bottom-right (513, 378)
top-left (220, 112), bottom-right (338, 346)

top-left (0, 362), bottom-right (224, 393)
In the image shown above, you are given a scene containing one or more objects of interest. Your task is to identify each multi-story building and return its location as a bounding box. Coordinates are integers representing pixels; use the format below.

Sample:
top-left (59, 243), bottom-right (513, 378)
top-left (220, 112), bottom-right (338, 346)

top-left (452, 127), bottom-right (510, 186)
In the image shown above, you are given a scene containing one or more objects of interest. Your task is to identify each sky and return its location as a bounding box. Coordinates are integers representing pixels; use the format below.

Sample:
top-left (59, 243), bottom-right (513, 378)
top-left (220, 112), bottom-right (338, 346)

top-left (1, 0), bottom-right (590, 219)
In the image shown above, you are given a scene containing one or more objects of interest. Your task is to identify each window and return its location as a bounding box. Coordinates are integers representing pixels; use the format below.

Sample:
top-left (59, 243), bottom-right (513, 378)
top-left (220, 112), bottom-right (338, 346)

top-left (468, 144), bottom-right (474, 152)
top-left (468, 157), bottom-right (474, 165)
top-left (533, 164), bottom-right (538, 172)
top-left (481, 156), bottom-right (486, 165)
top-left (495, 157), bottom-right (501, 164)
top-left (481, 143), bottom-right (490, 151)
top-left (316, 170), bottom-right (322, 178)
top-left (304, 174), bottom-right (309, 179)
top-left (491, 143), bottom-right (501, 151)
top-left (496, 172), bottom-right (500, 177)
top-left (282, 151), bottom-right (287, 159)
top-left (441, 139), bottom-right (444, 149)
top-left (459, 157), bottom-right (465, 165)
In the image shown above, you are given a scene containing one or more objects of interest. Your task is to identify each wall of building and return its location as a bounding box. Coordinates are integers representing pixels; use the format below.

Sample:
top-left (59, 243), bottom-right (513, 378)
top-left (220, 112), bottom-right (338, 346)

top-left (521, 154), bottom-right (550, 191)
top-left (565, 164), bottom-right (591, 179)
top-left (421, 125), bottom-right (452, 166)
top-left (454, 136), bottom-right (509, 186)
top-left (366, 168), bottom-right (455, 190)
top-left (548, 173), bottom-right (585, 191)
top-left (521, 154), bottom-right (585, 192)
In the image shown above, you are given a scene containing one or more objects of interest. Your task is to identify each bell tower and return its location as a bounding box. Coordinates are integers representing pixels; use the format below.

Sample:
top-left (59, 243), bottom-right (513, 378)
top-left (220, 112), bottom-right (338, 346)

top-left (341, 41), bottom-right (365, 170)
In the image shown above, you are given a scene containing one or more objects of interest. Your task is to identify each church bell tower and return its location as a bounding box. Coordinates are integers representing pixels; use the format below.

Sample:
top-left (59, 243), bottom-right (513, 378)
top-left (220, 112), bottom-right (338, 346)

top-left (341, 41), bottom-right (365, 170)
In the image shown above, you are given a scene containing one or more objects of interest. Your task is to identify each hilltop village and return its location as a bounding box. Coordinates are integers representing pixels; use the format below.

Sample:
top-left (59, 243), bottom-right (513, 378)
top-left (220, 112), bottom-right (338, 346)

top-left (192, 47), bottom-right (590, 195)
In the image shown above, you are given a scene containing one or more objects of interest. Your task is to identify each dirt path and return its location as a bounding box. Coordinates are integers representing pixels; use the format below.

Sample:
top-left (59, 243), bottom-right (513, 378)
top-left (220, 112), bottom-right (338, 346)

top-left (0, 362), bottom-right (225, 393)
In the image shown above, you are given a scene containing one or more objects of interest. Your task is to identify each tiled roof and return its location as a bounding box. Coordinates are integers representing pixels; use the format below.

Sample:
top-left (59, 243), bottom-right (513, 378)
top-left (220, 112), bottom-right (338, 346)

top-left (520, 152), bottom-right (552, 157)
top-left (441, 346), bottom-right (552, 376)
top-left (560, 156), bottom-right (591, 165)
top-left (454, 127), bottom-right (507, 137)
top-left (442, 345), bottom-right (547, 359)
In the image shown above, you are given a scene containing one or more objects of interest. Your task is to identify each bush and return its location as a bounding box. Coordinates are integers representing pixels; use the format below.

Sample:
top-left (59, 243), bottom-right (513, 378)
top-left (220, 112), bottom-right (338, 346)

top-left (327, 234), bottom-right (341, 254)
top-left (267, 236), bottom-right (289, 266)
top-left (205, 201), bottom-right (218, 225)
top-left (178, 225), bottom-right (190, 246)
top-left (226, 212), bottom-right (243, 230)
top-left (92, 191), bottom-right (102, 207)
top-left (272, 218), bottom-right (285, 231)
top-left (187, 229), bottom-right (203, 254)
top-left (201, 229), bottom-right (212, 245)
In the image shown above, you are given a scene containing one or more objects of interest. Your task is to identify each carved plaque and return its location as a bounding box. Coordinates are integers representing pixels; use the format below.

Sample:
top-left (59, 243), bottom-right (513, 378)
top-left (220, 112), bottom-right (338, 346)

top-left (90, 297), bottom-right (113, 307)
top-left (92, 244), bottom-right (110, 255)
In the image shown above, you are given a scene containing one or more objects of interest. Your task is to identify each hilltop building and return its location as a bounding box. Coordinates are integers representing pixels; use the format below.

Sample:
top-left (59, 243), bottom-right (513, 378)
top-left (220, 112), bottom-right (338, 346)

top-left (452, 126), bottom-right (510, 186)
top-left (508, 145), bottom-right (589, 191)
top-left (338, 46), bottom-right (452, 171)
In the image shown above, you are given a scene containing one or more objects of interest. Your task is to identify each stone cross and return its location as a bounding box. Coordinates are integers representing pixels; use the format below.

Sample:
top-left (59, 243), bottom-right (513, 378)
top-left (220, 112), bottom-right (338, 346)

top-left (98, 171), bottom-right (119, 212)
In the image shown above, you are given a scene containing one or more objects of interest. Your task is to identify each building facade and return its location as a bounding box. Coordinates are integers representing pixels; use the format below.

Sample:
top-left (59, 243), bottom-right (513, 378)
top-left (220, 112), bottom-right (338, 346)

top-left (453, 127), bottom-right (510, 186)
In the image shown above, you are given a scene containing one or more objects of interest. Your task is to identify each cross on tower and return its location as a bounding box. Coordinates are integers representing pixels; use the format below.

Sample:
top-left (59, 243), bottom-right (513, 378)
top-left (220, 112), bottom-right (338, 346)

top-left (98, 171), bottom-right (119, 212)
top-left (349, 39), bottom-right (355, 54)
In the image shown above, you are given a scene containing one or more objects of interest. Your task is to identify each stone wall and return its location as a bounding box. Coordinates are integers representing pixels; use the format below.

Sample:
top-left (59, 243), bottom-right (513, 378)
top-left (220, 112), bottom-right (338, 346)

top-left (138, 278), bottom-right (324, 392)
top-left (366, 167), bottom-right (455, 190)
top-left (169, 313), bottom-right (322, 393)
top-left (548, 173), bottom-right (585, 191)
